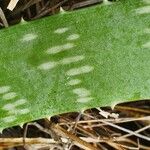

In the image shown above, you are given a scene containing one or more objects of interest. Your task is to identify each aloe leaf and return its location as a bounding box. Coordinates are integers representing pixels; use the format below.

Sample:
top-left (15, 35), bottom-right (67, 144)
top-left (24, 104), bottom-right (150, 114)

top-left (0, 0), bottom-right (150, 129)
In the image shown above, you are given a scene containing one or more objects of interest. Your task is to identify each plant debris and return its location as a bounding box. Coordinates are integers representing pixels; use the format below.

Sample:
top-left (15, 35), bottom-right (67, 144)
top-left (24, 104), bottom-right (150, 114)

top-left (0, 0), bottom-right (106, 28)
top-left (0, 0), bottom-right (149, 150)
top-left (0, 100), bottom-right (150, 150)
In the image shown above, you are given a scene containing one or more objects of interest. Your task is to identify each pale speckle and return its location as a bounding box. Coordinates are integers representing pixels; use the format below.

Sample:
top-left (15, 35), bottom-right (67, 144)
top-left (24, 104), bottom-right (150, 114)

top-left (2, 99), bottom-right (27, 110)
top-left (143, 42), bottom-right (150, 48)
top-left (14, 99), bottom-right (27, 106)
top-left (38, 61), bottom-right (58, 70)
top-left (143, 0), bottom-right (150, 4)
top-left (144, 28), bottom-right (150, 34)
top-left (46, 43), bottom-right (75, 54)
top-left (2, 92), bottom-right (17, 100)
top-left (67, 79), bottom-right (81, 86)
top-left (67, 34), bottom-right (80, 41)
top-left (135, 6), bottom-right (150, 14)
top-left (10, 108), bottom-right (30, 115)
top-left (61, 55), bottom-right (85, 65)
top-left (77, 97), bottom-right (93, 103)
top-left (54, 27), bottom-right (69, 34)
top-left (2, 116), bottom-right (16, 123)
top-left (21, 33), bottom-right (37, 42)
top-left (67, 76), bottom-right (70, 80)
top-left (73, 88), bottom-right (91, 97)
top-left (147, 79), bottom-right (150, 85)
top-left (18, 108), bottom-right (30, 114)
top-left (66, 65), bottom-right (94, 76)
top-left (0, 86), bottom-right (10, 94)
top-left (3, 103), bottom-right (15, 110)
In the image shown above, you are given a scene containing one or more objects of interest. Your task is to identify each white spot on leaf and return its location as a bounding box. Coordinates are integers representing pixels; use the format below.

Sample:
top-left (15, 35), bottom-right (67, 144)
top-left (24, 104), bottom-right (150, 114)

top-left (18, 108), bottom-right (30, 114)
top-left (143, 0), bottom-right (150, 4)
top-left (66, 65), bottom-right (94, 76)
top-left (73, 88), bottom-right (91, 97)
top-left (3, 104), bottom-right (15, 110)
top-left (21, 33), bottom-right (37, 42)
top-left (136, 6), bottom-right (150, 14)
top-left (67, 34), bottom-right (80, 41)
top-left (61, 55), bottom-right (85, 65)
top-left (77, 97), bottom-right (93, 103)
top-left (38, 61), bottom-right (58, 70)
top-left (3, 99), bottom-right (27, 110)
top-left (143, 42), bottom-right (150, 48)
top-left (67, 79), bottom-right (81, 86)
top-left (14, 99), bottom-right (27, 106)
top-left (0, 86), bottom-right (10, 94)
top-left (46, 43), bottom-right (75, 54)
top-left (54, 27), bottom-right (69, 34)
top-left (2, 92), bottom-right (17, 100)
top-left (10, 108), bottom-right (30, 115)
top-left (144, 28), bottom-right (150, 34)
top-left (2, 116), bottom-right (16, 123)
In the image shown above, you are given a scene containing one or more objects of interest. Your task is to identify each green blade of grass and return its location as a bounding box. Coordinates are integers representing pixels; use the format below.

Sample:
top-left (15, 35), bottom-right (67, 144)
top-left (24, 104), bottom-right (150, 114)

top-left (0, 0), bottom-right (150, 129)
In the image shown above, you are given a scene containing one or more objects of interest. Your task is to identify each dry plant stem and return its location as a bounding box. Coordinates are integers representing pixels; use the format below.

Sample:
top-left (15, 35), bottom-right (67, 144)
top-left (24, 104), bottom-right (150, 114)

top-left (0, 138), bottom-right (57, 148)
top-left (1, 136), bottom-right (150, 150)
top-left (115, 106), bottom-right (150, 115)
top-left (100, 120), bottom-right (150, 141)
top-left (83, 111), bottom-right (150, 149)
top-left (118, 124), bottom-right (150, 139)
top-left (23, 0), bottom-right (43, 11)
top-left (52, 123), bottom-right (101, 150)
top-left (36, 1), bottom-right (50, 15)
top-left (71, 111), bottom-right (83, 134)
top-left (63, 112), bottom-right (83, 149)
top-left (70, 0), bottom-right (102, 10)
top-left (0, 7), bottom-right (8, 27)
top-left (23, 122), bottom-right (99, 150)
top-left (118, 139), bottom-right (140, 150)
top-left (36, 2), bottom-right (41, 14)
top-left (23, 122), bottom-right (60, 146)
top-left (9, 0), bottom-right (42, 17)
top-left (33, 0), bottom-right (69, 19)
top-left (24, 144), bottom-right (53, 150)
top-left (120, 138), bottom-right (150, 150)
top-left (59, 116), bottom-right (150, 125)
top-left (60, 115), bottom-right (98, 138)
top-left (7, 0), bottom-right (19, 11)
top-left (120, 144), bottom-right (139, 150)
top-left (0, 23), bottom-right (3, 26)
top-left (105, 142), bottom-right (125, 150)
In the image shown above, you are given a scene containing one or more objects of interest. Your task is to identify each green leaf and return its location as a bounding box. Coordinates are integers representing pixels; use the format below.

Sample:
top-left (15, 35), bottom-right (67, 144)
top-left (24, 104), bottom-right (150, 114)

top-left (0, 0), bottom-right (150, 129)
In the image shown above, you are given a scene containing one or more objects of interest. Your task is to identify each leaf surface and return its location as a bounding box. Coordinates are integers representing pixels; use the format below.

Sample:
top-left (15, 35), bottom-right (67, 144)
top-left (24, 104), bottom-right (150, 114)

top-left (0, 0), bottom-right (150, 129)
